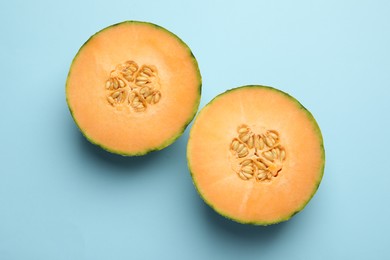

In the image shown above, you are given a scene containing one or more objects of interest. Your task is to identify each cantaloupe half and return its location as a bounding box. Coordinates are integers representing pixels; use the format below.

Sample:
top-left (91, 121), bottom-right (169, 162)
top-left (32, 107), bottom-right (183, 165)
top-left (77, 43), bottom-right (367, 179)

top-left (66, 21), bottom-right (201, 155)
top-left (187, 85), bottom-right (325, 225)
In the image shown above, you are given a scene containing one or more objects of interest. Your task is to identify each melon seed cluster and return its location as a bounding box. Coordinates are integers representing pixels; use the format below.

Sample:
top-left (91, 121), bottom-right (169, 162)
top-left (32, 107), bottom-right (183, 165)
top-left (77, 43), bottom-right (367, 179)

top-left (230, 125), bottom-right (286, 181)
top-left (105, 60), bottom-right (162, 112)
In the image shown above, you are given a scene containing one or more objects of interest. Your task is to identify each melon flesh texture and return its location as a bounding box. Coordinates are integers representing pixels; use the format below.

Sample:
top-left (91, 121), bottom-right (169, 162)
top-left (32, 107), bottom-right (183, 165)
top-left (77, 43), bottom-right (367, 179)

top-left (66, 21), bottom-right (201, 155)
top-left (187, 86), bottom-right (325, 225)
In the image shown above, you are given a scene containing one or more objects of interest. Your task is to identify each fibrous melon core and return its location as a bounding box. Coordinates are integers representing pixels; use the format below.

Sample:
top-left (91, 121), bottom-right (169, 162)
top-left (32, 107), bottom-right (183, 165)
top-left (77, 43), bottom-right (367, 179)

top-left (105, 60), bottom-right (162, 112)
top-left (229, 124), bottom-right (286, 182)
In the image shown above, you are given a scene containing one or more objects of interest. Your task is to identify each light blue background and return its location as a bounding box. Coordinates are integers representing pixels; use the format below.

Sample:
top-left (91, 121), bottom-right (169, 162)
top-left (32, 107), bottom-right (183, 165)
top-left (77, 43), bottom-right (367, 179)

top-left (1, 0), bottom-right (389, 259)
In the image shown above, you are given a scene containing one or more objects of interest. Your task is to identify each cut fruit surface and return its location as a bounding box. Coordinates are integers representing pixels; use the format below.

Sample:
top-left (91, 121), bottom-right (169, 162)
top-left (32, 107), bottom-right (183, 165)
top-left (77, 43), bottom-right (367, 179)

top-left (66, 21), bottom-right (201, 155)
top-left (187, 85), bottom-right (325, 225)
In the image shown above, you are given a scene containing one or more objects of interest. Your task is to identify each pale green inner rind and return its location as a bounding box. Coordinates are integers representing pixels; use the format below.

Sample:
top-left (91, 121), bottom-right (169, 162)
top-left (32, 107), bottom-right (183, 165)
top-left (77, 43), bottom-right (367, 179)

top-left (66, 21), bottom-right (202, 156)
top-left (187, 85), bottom-right (325, 225)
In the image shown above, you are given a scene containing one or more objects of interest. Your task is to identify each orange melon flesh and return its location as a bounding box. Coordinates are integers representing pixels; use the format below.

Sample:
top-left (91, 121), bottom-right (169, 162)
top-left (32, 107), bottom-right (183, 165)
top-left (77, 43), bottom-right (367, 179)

top-left (187, 86), bottom-right (325, 225)
top-left (66, 21), bottom-right (201, 155)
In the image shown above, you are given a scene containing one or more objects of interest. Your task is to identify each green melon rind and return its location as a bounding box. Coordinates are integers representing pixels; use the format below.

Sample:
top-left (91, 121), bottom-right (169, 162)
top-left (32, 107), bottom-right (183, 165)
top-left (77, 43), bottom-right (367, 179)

top-left (66, 21), bottom-right (202, 156)
top-left (187, 85), bottom-right (325, 225)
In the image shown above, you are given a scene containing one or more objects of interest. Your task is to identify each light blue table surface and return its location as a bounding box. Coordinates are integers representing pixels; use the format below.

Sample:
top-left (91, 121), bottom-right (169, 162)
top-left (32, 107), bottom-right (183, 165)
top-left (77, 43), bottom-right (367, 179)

top-left (1, 0), bottom-right (389, 259)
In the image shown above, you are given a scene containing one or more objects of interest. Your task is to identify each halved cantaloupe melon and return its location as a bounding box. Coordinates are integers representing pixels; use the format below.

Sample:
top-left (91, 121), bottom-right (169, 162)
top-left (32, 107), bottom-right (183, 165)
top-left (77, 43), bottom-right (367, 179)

top-left (187, 85), bottom-right (325, 225)
top-left (66, 21), bottom-right (201, 155)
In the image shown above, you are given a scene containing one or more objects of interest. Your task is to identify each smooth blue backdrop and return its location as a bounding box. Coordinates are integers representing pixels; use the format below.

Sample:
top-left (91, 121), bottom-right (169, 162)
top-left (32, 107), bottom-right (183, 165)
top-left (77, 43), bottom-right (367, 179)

top-left (1, 0), bottom-right (389, 259)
